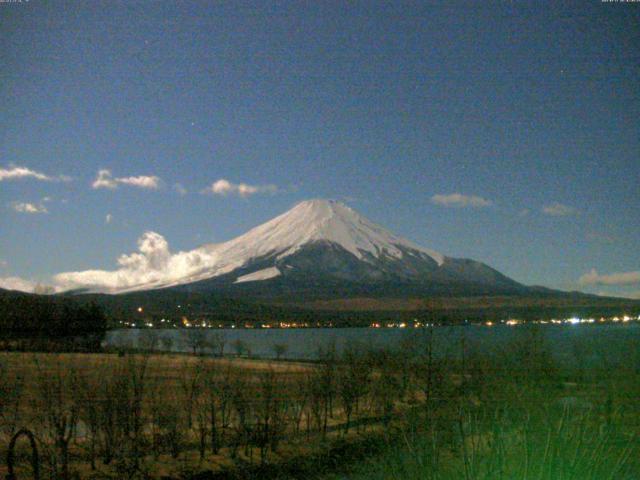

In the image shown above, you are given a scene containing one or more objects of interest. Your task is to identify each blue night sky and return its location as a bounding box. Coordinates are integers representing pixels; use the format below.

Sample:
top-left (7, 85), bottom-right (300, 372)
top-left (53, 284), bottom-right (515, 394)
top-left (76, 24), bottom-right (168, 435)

top-left (1, 1), bottom-right (638, 297)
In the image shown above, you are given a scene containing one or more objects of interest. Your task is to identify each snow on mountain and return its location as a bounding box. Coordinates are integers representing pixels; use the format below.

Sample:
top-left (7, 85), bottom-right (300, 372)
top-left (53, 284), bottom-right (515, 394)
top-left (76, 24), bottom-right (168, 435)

top-left (208, 199), bottom-right (444, 266)
top-left (234, 267), bottom-right (281, 284)
top-left (56, 199), bottom-right (446, 293)
top-left (159, 199), bottom-right (444, 288)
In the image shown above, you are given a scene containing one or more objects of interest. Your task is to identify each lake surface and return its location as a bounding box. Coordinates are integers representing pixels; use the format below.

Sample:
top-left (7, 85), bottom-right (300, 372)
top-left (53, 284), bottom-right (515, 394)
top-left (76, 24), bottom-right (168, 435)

top-left (106, 323), bottom-right (640, 367)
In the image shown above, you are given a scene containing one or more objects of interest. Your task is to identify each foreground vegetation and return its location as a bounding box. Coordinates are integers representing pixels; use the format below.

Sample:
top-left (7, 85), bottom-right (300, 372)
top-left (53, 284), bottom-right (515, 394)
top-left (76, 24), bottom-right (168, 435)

top-left (324, 332), bottom-right (640, 480)
top-left (1, 326), bottom-right (638, 479)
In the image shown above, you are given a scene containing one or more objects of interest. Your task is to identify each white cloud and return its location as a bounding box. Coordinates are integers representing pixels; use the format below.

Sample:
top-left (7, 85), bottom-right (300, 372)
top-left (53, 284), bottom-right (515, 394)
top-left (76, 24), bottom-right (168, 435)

top-left (92, 169), bottom-right (118, 189)
top-left (0, 277), bottom-right (59, 294)
top-left (0, 165), bottom-right (70, 182)
top-left (579, 269), bottom-right (640, 286)
top-left (54, 231), bottom-right (217, 292)
top-left (431, 193), bottom-right (492, 208)
top-left (209, 179), bottom-right (234, 195)
top-left (118, 175), bottom-right (161, 189)
top-left (105, 213), bottom-right (113, 224)
top-left (542, 202), bottom-right (576, 216)
top-left (203, 178), bottom-right (278, 197)
top-left (0, 276), bottom-right (36, 292)
top-left (0, 259), bottom-right (7, 268)
top-left (10, 202), bottom-right (48, 214)
top-left (174, 183), bottom-right (188, 195)
top-left (92, 169), bottom-right (161, 190)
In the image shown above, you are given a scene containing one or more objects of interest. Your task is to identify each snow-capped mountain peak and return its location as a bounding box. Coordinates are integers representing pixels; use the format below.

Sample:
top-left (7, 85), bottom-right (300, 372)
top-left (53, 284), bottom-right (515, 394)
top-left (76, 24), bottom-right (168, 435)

top-left (224, 199), bottom-right (445, 265)
top-left (56, 199), bottom-right (447, 293)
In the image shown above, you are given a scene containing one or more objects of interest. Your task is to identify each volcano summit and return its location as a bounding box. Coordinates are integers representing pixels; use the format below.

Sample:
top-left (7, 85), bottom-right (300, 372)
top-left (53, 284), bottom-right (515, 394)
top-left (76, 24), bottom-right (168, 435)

top-left (57, 199), bottom-right (524, 298)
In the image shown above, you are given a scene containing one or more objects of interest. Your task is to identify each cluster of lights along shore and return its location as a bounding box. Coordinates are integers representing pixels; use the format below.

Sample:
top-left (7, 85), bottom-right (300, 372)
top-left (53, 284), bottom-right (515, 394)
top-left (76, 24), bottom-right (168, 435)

top-left (119, 308), bottom-right (640, 329)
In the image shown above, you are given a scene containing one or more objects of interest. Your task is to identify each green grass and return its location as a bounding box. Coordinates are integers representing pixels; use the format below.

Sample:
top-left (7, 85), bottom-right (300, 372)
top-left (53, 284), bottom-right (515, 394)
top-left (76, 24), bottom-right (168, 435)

top-left (324, 403), bottom-right (638, 480)
top-left (322, 329), bottom-right (640, 480)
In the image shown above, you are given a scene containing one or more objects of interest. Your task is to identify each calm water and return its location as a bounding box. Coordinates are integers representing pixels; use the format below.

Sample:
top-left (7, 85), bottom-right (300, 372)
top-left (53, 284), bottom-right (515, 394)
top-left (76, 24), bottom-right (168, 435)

top-left (106, 323), bottom-right (640, 367)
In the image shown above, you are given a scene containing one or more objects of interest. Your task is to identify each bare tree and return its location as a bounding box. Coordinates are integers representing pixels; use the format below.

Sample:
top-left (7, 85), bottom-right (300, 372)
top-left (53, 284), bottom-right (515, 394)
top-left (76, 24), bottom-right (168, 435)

top-left (288, 373), bottom-right (309, 434)
top-left (412, 327), bottom-right (446, 413)
top-left (185, 328), bottom-right (208, 355)
top-left (138, 329), bottom-right (159, 352)
top-left (210, 332), bottom-right (226, 357)
top-left (370, 349), bottom-right (401, 425)
top-left (33, 356), bottom-right (80, 480)
top-left (228, 371), bottom-right (255, 459)
top-left (253, 368), bottom-right (288, 463)
top-left (306, 370), bottom-right (325, 437)
top-left (0, 359), bottom-right (24, 439)
top-left (155, 390), bottom-right (184, 459)
top-left (95, 364), bottom-right (125, 465)
top-left (232, 339), bottom-right (247, 358)
top-left (82, 357), bottom-right (151, 471)
top-left (336, 345), bottom-right (371, 434)
top-left (396, 335), bottom-right (418, 398)
top-left (201, 362), bottom-right (233, 455)
top-left (194, 388), bottom-right (209, 461)
top-left (179, 358), bottom-right (204, 430)
top-left (76, 366), bottom-right (103, 470)
top-left (160, 335), bottom-right (174, 353)
top-left (272, 343), bottom-right (288, 360)
top-left (148, 372), bottom-right (165, 459)
top-left (317, 343), bottom-right (337, 437)
top-left (119, 354), bottom-right (149, 472)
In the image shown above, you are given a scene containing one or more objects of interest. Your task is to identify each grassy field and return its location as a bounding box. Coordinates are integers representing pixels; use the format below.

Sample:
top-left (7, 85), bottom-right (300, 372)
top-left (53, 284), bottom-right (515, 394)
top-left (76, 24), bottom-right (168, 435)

top-left (0, 346), bottom-right (415, 479)
top-left (1, 326), bottom-right (639, 479)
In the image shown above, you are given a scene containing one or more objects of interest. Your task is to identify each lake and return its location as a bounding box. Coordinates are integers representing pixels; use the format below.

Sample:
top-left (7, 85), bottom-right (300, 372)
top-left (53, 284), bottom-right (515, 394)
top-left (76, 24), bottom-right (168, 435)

top-left (106, 323), bottom-right (640, 367)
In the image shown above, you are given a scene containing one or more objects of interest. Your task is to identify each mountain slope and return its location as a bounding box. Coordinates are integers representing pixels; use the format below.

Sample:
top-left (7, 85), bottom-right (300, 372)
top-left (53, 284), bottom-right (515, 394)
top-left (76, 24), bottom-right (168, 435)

top-left (110, 199), bottom-right (447, 292)
top-left (60, 199), bottom-right (529, 297)
top-left (122, 199), bottom-right (525, 298)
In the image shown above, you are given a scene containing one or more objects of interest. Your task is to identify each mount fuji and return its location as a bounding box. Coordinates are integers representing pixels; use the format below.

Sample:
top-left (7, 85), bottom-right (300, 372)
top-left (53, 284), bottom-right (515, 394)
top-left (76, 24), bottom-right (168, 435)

top-left (86, 199), bottom-right (525, 298)
top-left (51, 199), bottom-right (640, 321)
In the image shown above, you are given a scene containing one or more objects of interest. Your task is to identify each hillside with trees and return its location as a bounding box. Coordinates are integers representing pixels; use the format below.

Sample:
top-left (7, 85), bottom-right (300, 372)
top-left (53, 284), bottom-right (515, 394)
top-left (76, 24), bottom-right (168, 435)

top-left (0, 288), bottom-right (107, 350)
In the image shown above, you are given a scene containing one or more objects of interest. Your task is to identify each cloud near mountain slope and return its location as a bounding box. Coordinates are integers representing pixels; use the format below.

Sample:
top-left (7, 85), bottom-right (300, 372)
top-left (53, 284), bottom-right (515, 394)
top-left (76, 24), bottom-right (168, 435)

top-left (54, 231), bottom-right (216, 292)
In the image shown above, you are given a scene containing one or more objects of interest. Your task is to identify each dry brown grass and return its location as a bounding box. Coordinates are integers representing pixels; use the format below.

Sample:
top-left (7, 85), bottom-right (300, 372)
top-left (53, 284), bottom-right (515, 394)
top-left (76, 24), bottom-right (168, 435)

top-left (0, 351), bottom-right (403, 479)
